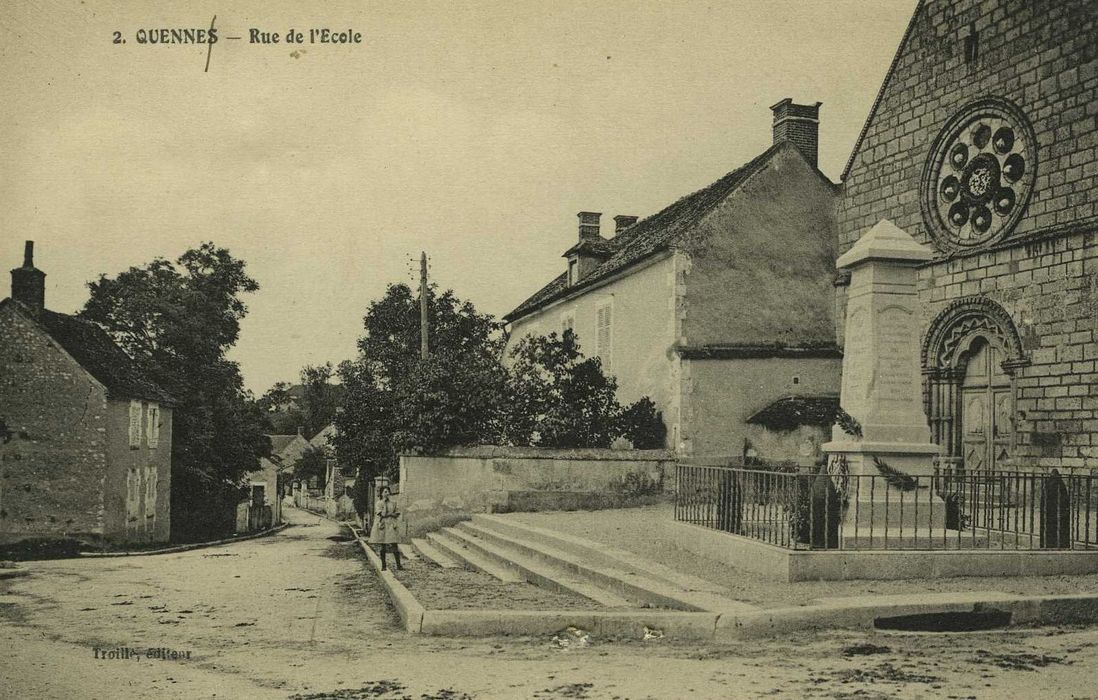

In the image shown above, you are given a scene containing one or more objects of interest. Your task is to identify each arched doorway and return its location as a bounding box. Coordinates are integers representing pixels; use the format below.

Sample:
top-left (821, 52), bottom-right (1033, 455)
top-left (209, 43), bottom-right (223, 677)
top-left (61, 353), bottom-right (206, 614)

top-left (922, 297), bottom-right (1028, 471)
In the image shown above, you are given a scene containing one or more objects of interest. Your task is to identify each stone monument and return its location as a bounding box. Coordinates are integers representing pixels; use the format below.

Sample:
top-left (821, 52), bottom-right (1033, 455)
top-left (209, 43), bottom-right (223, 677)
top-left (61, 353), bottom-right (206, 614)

top-left (823, 219), bottom-right (945, 538)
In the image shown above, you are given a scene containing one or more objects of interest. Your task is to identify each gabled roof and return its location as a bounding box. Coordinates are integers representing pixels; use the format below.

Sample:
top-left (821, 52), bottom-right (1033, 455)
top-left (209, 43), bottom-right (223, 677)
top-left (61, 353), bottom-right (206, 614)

top-left (505, 142), bottom-right (797, 322)
top-left (309, 423), bottom-right (337, 451)
top-left (2, 298), bottom-right (174, 404)
top-left (267, 434), bottom-right (299, 454)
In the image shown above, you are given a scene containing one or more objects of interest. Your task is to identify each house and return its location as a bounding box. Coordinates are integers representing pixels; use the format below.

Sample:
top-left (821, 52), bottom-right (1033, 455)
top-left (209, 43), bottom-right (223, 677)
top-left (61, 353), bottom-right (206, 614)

top-left (308, 423), bottom-right (356, 517)
top-left (267, 431), bottom-right (310, 492)
top-left (504, 101), bottom-right (842, 461)
top-left (835, 0), bottom-right (1098, 471)
top-left (0, 242), bottom-right (174, 547)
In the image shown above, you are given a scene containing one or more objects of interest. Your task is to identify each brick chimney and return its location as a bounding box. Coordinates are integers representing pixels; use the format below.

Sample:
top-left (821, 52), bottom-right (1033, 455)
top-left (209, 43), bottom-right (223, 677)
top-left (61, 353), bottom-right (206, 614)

top-left (613, 215), bottom-right (638, 236)
top-left (770, 99), bottom-right (821, 168)
top-left (577, 211), bottom-right (601, 241)
top-left (10, 241), bottom-right (45, 314)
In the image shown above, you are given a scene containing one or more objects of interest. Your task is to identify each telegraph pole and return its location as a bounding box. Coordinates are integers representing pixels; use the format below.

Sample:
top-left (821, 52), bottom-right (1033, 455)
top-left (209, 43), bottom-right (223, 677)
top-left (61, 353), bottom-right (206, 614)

top-left (419, 251), bottom-right (429, 359)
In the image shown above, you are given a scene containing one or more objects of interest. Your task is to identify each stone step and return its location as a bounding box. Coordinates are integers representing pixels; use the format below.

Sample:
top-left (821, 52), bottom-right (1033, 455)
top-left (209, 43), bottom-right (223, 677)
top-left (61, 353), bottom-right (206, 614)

top-left (444, 526), bottom-right (634, 609)
top-left (455, 520), bottom-right (750, 613)
top-left (411, 538), bottom-right (460, 568)
top-left (471, 514), bottom-right (732, 595)
top-left (425, 530), bottom-right (523, 583)
top-left (398, 544), bottom-right (420, 561)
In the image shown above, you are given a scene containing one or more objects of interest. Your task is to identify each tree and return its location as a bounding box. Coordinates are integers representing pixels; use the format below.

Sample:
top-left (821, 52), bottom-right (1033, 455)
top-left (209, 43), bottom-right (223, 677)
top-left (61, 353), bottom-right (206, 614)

top-left (292, 445), bottom-right (329, 488)
top-left (258, 365), bottom-right (341, 437)
top-left (298, 363), bottom-right (341, 437)
top-left (334, 283), bottom-right (508, 515)
top-left (80, 242), bottom-right (267, 542)
top-left (504, 330), bottom-right (667, 450)
top-left (504, 329), bottom-right (622, 448)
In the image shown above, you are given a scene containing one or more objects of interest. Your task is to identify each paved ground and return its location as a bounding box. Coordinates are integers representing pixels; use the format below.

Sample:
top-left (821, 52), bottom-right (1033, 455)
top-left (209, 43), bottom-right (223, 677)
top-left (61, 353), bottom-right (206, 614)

top-left (512, 505), bottom-right (1098, 608)
top-left (4, 506), bottom-right (1098, 699)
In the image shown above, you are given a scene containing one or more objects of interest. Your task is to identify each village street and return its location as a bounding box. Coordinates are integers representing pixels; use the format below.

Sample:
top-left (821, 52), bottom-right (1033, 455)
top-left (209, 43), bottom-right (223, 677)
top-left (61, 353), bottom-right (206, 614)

top-left (1, 509), bottom-right (1097, 699)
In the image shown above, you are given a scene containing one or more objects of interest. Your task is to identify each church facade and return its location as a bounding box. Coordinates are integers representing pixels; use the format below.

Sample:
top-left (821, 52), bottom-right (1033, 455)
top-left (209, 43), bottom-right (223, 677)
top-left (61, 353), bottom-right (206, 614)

top-left (836, 0), bottom-right (1098, 470)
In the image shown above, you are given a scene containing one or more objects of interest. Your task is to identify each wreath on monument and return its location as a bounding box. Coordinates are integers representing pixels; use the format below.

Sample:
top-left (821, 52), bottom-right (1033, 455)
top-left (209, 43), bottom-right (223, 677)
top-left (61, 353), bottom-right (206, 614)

top-left (872, 456), bottom-right (919, 492)
top-left (833, 407), bottom-right (863, 440)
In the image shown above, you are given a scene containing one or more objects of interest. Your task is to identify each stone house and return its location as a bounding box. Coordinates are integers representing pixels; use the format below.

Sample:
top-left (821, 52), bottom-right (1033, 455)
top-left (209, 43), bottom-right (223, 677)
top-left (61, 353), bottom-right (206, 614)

top-left (504, 101), bottom-right (843, 461)
top-left (835, 0), bottom-right (1098, 470)
top-left (0, 242), bottom-right (174, 546)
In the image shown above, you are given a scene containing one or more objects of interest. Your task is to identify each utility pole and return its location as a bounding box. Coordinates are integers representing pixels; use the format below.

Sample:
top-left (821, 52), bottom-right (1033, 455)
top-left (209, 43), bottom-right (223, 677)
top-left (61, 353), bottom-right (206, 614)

top-left (419, 251), bottom-right (429, 359)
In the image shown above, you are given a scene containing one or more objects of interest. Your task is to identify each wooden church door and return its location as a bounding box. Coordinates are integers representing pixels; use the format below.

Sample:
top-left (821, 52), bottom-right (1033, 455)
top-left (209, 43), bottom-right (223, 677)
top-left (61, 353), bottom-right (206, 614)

top-left (960, 340), bottom-right (1012, 472)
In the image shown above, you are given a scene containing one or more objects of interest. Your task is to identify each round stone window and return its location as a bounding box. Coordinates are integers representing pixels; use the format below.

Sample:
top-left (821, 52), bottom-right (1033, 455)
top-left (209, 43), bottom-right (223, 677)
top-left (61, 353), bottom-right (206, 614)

top-left (921, 99), bottom-right (1036, 251)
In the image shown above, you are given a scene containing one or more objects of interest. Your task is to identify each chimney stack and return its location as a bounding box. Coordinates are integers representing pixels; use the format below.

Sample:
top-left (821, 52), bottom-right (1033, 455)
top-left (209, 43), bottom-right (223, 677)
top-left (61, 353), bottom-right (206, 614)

top-left (577, 211), bottom-right (602, 240)
top-left (770, 99), bottom-right (821, 168)
top-left (10, 240), bottom-right (45, 314)
top-left (613, 215), bottom-right (638, 235)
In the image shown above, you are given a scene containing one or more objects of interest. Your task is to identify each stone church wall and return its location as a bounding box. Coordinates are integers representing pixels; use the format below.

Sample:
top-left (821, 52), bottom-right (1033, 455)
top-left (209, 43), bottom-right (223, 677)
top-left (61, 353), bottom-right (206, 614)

top-left (837, 0), bottom-right (1098, 467)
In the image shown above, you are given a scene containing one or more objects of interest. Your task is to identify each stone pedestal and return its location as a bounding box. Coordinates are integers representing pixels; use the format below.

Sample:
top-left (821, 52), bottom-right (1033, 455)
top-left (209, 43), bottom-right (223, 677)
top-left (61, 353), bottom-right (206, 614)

top-left (823, 220), bottom-right (945, 536)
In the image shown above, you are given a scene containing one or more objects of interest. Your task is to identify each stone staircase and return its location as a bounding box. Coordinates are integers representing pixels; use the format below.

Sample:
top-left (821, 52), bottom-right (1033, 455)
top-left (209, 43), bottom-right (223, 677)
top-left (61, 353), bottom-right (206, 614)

top-left (418, 513), bottom-right (753, 613)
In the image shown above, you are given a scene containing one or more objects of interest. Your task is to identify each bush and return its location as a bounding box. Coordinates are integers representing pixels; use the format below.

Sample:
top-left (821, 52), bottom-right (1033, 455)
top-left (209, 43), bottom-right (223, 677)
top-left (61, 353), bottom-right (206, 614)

top-left (617, 397), bottom-right (666, 449)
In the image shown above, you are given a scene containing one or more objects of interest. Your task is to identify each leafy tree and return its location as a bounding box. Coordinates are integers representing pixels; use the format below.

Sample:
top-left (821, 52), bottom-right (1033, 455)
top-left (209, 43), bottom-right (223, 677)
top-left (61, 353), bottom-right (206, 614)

top-left (80, 242), bottom-right (267, 542)
top-left (504, 329), bottom-right (622, 448)
top-left (292, 445), bottom-right (330, 488)
top-left (298, 363), bottom-right (341, 437)
top-left (335, 283), bottom-right (508, 515)
top-left (258, 381), bottom-right (296, 421)
top-left (258, 364), bottom-right (342, 437)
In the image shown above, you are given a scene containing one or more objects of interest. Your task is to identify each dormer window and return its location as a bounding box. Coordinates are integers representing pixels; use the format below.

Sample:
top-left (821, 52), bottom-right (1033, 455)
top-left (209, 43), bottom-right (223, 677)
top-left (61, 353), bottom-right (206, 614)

top-left (568, 258), bottom-right (579, 286)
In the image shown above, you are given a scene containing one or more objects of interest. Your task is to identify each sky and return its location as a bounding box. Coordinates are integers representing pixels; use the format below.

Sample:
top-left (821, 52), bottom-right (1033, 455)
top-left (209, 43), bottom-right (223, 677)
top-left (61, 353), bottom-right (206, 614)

top-left (0, 0), bottom-right (918, 394)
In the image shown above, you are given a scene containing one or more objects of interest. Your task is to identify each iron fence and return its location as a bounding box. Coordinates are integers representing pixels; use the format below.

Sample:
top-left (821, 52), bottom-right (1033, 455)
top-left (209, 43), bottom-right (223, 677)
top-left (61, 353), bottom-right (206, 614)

top-left (674, 462), bottom-right (1098, 551)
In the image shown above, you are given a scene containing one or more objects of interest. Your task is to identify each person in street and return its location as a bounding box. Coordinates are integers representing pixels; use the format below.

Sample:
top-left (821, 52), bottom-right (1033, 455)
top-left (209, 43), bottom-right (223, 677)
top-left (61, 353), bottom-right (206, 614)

top-left (369, 485), bottom-right (405, 570)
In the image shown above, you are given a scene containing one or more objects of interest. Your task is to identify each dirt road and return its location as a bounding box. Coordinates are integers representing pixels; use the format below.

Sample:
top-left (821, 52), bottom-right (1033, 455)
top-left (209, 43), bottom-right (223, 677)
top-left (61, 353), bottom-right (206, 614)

top-left (3, 507), bottom-right (1098, 699)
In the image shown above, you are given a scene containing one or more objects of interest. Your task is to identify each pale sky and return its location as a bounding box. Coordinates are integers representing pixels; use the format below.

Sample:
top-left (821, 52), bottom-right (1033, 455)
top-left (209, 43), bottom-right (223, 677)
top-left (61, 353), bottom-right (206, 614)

top-left (0, 0), bottom-right (917, 393)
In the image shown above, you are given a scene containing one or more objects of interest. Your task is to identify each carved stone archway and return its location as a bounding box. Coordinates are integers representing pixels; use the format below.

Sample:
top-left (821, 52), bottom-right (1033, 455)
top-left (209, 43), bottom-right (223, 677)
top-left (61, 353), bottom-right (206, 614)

top-left (921, 296), bottom-right (1029, 465)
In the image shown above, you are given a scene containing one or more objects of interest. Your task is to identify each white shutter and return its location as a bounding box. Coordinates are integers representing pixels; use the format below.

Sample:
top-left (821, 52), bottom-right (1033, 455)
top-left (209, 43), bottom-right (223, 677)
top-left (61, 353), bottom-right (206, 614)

top-left (596, 303), bottom-right (612, 370)
top-left (128, 400), bottom-right (143, 447)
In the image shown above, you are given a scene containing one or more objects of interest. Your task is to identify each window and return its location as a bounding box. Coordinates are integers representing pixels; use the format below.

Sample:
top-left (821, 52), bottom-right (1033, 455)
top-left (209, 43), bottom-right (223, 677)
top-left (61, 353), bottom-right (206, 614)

top-left (146, 403), bottom-right (160, 448)
top-left (963, 24), bottom-right (978, 64)
top-left (568, 258), bottom-right (578, 286)
top-left (595, 301), bottom-right (613, 370)
top-left (561, 311), bottom-right (575, 337)
top-left (128, 400), bottom-right (143, 448)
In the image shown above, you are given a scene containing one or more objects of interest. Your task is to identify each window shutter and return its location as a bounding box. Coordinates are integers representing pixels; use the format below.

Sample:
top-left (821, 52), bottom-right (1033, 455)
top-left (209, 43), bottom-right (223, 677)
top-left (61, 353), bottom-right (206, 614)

top-left (596, 304), bottom-right (612, 369)
top-left (128, 400), bottom-right (142, 447)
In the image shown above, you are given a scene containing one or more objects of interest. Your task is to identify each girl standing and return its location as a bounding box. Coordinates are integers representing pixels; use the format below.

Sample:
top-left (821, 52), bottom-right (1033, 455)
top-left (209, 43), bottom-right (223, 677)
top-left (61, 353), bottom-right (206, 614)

top-left (369, 485), bottom-right (405, 570)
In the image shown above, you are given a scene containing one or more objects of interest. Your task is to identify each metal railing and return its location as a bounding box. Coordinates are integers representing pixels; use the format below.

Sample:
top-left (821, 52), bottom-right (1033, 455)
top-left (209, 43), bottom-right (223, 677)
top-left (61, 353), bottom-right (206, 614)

top-left (675, 462), bottom-right (1098, 551)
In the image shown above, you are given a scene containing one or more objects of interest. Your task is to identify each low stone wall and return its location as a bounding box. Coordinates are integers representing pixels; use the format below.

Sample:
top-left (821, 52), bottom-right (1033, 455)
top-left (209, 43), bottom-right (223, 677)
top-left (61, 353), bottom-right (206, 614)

top-left (667, 520), bottom-right (1098, 582)
top-left (399, 446), bottom-right (674, 537)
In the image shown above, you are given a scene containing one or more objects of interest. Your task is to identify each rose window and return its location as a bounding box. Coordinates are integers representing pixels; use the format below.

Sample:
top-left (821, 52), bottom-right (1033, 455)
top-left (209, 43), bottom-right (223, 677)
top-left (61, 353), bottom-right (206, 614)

top-left (921, 99), bottom-right (1036, 250)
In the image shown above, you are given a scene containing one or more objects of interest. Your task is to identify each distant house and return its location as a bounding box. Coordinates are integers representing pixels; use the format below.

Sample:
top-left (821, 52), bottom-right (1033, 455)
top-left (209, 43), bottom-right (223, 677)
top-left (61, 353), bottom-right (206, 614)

top-left (304, 423), bottom-right (353, 516)
top-left (266, 431), bottom-right (310, 491)
top-left (0, 242), bottom-right (174, 547)
top-left (504, 101), bottom-right (842, 461)
top-left (237, 431), bottom-right (308, 532)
